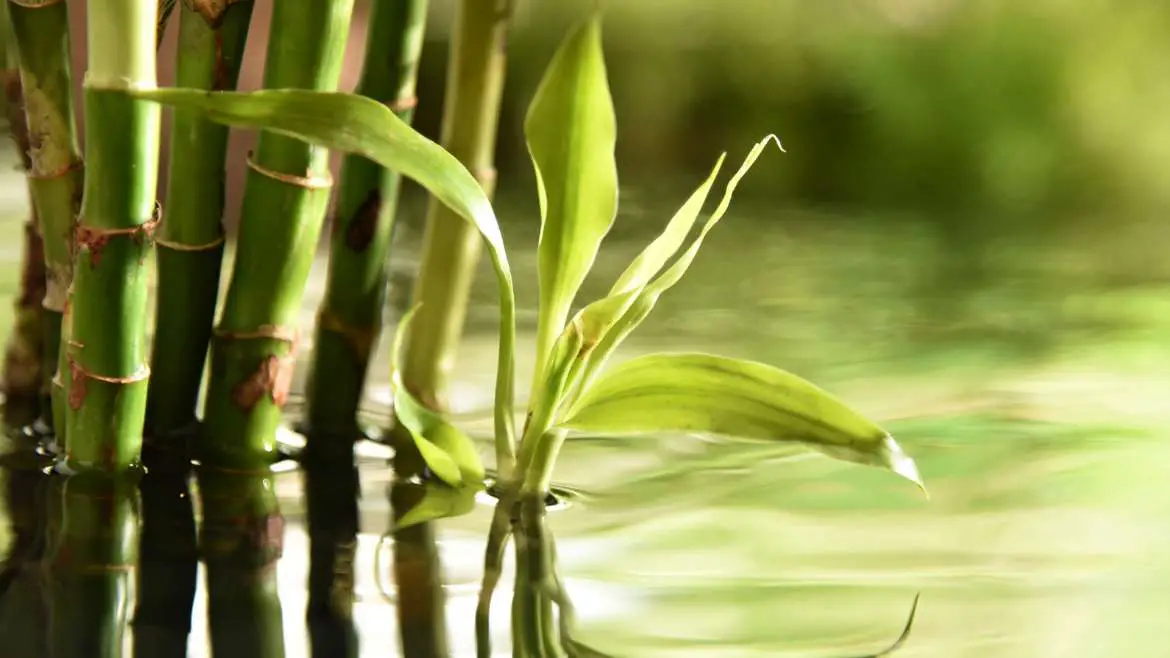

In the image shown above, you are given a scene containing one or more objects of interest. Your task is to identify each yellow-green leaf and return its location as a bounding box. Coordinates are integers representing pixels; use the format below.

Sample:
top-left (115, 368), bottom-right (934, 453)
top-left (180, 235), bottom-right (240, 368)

top-left (557, 352), bottom-right (925, 491)
top-left (576, 135), bottom-right (785, 390)
top-left (525, 15), bottom-right (618, 396)
top-left (390, 305), bottom-right (486, 487)
top-left (130, 86), bottom-right (519, 467)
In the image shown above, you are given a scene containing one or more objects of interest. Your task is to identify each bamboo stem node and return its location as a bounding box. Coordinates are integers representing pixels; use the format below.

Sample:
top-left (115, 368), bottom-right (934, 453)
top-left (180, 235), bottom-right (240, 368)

top-left (27, 158), bottom-right (82, 181)
top-left (67, 359), bottom-right (151, 410)
top-left (75, 201), bottom-right (161, 267)
top-left (7, 0), bottom-right (64, 9)
top-left (317, 309), bottom-right (376, 360)
top-left (246, 150), bottom-right (333, 189)
top-left (154, 232), bottom-right (226, 252)
top-left (214, 323), bottom-right (299, 345)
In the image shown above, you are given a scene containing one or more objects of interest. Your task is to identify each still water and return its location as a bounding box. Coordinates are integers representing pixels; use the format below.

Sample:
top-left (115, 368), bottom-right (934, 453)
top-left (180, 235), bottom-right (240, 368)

top-left (0, 161), bottom-right (1168, 657)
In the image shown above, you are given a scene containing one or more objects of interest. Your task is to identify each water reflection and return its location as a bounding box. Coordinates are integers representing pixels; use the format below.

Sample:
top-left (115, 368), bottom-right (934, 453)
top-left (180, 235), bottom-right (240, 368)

top-left (198, 466), bottom-right (286, 658)
top-left (132, 450), bottom-right (197, 658)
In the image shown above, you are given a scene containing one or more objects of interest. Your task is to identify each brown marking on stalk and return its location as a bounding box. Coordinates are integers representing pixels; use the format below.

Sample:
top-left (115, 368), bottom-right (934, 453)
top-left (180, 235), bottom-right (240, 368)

top-left (344, 188), bottom-right (383, 252)
top-left (318, 309), bottom-right (376, 361)
top-left (231, 354), bottom-right (295, 411)
top-left (184, 0), bottom-right (240, 27)
top-left (68, 359), bottom-right (86, 409)
top-left (212, 31), bottom-right (231, 91)
top-left (75, 216), bottom-right (160, 268)
top-left (383, 96), bottom-right (418, 116)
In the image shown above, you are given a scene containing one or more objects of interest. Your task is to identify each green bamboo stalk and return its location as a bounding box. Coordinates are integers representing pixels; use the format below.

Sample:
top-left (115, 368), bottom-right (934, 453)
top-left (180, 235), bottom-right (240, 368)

top-left (145, 0), bottom-right (253, 447)
top-left (304, 0), bottom-right (429, 447)
top-left (4, 0), bottom-right (84, 443)
top-left (198, 0), bottom-right (355, 470)
top-left (398, 0), bottom-right (510, 411)
top-left (0, 22), bottom-right (48, 426)
top-left (198, 467), bottom-right (285, 658)
top-left (391, 2), bottom-right (512, 656)
top-left (64, 0), bottom-right (160, 471)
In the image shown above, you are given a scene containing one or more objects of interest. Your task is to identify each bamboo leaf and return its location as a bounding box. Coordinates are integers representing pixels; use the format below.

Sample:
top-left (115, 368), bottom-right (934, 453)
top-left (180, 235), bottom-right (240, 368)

top-left (576, 136), bottom-right (784, 390)
top-left (557, 352), bottom-right (925, 491)
top-left (131, 86), bottom-right (519, 465)
top-left (390, 305), bottom-right (486, 487)
top-left (525, 15), bottom-right (618, 392)
top-left (608, 154), bottom-right (725, 296)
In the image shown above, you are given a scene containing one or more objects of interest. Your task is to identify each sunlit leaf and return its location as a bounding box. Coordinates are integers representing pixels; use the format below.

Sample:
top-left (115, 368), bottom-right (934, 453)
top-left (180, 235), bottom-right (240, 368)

top-left (525, 15), bottom-right (618, 394)
top-left (576, 136), bottom-right (785, 390)
top-left (520, 317), bottom-right (583, 449)
top-left (608, 154), bottom-right (725, 296)
top-left (131, 86), bottom-right (519, 467)
top-left (557, 352), bottom-right (925, 491)
top-left (390, 306), bottom-right (486, 487)
top-left (393, 480), bottom-right (483, 531)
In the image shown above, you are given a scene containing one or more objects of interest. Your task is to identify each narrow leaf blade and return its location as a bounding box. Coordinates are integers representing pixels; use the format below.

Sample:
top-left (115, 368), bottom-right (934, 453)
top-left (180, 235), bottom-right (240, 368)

top-left (526, 16), bottom-right (618, 390)
top-left (558, 352), bottom-right (924, 491)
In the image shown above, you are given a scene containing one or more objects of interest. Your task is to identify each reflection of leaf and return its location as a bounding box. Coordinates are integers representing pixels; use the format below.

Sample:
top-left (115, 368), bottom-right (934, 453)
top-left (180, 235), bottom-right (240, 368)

top-left (526, 15), bottom-right (618, 395)
top-left (559, 352), bottom-right (925, 492)
top-left (394, 480), bottom-right (482, 530)
top-left (130, 85), bottom-right (519, 470)
top-left (844, 592), bottom-right (920, 658)
top-left (390, 306), bottom-right (486, 486)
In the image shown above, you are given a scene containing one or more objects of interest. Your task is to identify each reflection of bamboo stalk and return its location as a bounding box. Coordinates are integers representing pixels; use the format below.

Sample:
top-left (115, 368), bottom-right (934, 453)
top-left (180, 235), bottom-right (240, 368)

top-left (131, 467), bottom-right (197, 658)
top-left (0, 440), bottom-right (51, 656)
top-left (198, 468), bottom-right (286, 658)
top-left (390, 480), bottom-right (449, 657)
top-left (304, 453), bottom-right (359, 658)
top-left (44, 473), bottom-right (139, 658)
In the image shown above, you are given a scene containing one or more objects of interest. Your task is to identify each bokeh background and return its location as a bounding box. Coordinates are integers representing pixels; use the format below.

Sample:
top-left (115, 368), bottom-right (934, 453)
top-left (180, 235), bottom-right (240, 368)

top-left (0, 1), bottom-right (1168, 656)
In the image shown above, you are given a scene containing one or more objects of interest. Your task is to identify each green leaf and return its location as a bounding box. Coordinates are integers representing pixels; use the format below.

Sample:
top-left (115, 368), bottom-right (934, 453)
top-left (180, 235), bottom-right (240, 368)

top-left (557, 352), bottom-right (925, 491)
top-left (390, 305), bottom-right (486, 487)
top-left (393, 480), bottom-right (483, 531)
top-left (130, 86), bottom-right (519, 468)
top-left (525, 15), bottom-right (618, 395)
top-left (608, 154), bottom-right (725, 296)
top-left (573, 136), bottom-right (785, 394)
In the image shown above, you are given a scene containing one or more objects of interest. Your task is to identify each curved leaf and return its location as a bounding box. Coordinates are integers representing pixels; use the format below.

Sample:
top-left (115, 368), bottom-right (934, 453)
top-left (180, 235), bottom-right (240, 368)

top-left (557, 352), bottom-right (925, 491)
top-left (526, 15), bottom-right (618, 395)
top-left (390, 305), bottom-right (486, 487)
top-left (130, 86), bottom-right (519, 469)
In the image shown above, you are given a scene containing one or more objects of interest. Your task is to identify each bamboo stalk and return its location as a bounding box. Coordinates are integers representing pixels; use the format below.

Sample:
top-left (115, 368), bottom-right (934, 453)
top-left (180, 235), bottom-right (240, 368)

top-left (398, 0), bottom-right (510, 412)
top-left (198, 0), bottom-right (355, 470)
top-left (64, 0), bottom-right (160, 471)
top-left (0, 14), bottom-right (47, 427)
top-left (391, 2), bottom-right (512, 655)
top-left (198, 467), bottom-right (285, 658)
top-left (304, 0), bottom-right (429, 448)
top-left (145, 0), bottom-right (253, 450)
top-left (4, 0), bottom-right (84, 443)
